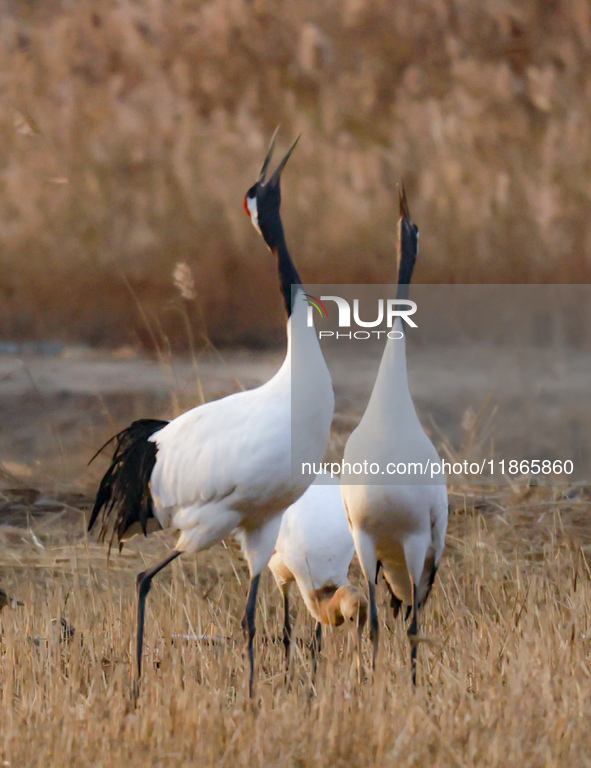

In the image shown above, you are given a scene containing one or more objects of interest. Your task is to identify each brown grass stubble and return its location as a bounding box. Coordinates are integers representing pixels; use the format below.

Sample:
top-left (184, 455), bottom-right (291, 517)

top-left (1, 484), bottom-right (591, 767)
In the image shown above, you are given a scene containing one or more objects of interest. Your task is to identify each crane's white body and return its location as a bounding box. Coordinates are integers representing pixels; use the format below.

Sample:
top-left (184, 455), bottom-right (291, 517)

top-left (90, 133), bottom-right (335, 696)
top-left (149, 294), bottom-right (334, 576)
top-left (269, 476), bottom-right (355, 623)
top-left (342, 323), bottom-right (447, 606)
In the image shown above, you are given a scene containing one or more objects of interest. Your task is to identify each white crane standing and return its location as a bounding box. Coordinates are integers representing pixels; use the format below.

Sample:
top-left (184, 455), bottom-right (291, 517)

top-left (341, 186), bottom-right (448, 684)
top-left (268, 476), bottom-right (367, 673)
top-left (88, 131), bottom-right (335, 697)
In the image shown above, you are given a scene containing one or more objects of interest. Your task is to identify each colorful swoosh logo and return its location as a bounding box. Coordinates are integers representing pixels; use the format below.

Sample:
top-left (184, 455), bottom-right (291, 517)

top-left (304, 294), bottom-right (328, 318)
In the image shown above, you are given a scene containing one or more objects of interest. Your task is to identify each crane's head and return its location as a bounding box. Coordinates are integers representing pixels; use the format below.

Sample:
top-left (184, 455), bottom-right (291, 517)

top-left (327, 585), bottom-right (368, 629)
top-left (244, 128), bottom-right (300, 250)
top-left (397, 181), bottom-right (419, 287)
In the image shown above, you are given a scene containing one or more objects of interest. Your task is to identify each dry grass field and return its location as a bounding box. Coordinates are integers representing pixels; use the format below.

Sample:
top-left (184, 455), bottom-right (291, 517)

top-left (1, 481), bottom-right (591, 767)
top-left (3, 3), bottom-right (591, 755)
top-left (0, 313), bottom-right (590, 766)
top-left (2, 1), bottom-right (591, 763)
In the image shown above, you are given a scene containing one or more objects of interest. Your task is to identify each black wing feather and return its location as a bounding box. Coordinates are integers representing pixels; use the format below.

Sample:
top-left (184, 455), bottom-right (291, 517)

top-left (88, 419), bottom-right (169, 548)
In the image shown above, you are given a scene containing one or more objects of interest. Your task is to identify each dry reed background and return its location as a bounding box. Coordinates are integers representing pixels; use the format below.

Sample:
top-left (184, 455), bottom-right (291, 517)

top-left (1, 0), bottom-right (591, 347)
top-left (1, 483), bottom-right (591, 766)
top-left (2, 1), bottom-right (591, 765)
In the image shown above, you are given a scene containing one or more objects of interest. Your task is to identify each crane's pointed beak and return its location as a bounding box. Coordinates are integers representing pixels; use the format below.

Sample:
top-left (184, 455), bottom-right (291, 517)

top-left (268, 134), bottom-right (301, 186)
top-left (258, 125), bottom-right (280, 184)
top-left (399, 180), bottom-right (412, 223)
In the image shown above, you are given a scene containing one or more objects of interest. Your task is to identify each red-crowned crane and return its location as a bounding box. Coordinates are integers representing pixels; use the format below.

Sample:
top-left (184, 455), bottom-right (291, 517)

top-left (88, 131), bottom-right (335, 697)
top-left (341, 186), bottom-right (448, 685)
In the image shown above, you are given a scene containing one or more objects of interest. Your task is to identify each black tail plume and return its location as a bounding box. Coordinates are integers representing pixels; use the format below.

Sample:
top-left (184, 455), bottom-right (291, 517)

top-left (88, 419), bottom-right (168, 549)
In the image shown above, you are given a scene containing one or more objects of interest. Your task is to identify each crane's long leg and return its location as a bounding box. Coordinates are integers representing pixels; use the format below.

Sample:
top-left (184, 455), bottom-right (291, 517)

top-left (407, 579), bottom-right (419, 686)
top-left (135, 549), bottom-right (182, 697)
top-left (242, 574), bottom-right (261, 699)
top-left (282, 590), bottom-right (292, 671)
top-left (368, 580), bottom-right (379, 671)
top-left (311, 620), bottom-right (322, 679)
top-left (355, 624), bottom-right (364, 684)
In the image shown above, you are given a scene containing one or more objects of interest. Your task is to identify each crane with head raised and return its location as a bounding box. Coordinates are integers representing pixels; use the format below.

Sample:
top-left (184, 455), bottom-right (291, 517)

top-left (88, 131), bottom-right (335, 697)
top-left (341, 186), bottom-right (448, 685)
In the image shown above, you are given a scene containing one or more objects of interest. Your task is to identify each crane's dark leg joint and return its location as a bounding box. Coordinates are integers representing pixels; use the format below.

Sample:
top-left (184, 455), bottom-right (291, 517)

top-left (134, 549), bottom-right (181, 700)
top-left (137, 570), bottom-right (153, 598)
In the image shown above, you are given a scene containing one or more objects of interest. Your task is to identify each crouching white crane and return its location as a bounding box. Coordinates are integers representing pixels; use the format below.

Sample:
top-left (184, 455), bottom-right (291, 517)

top-left (268, 476), bottom-right (367, 674)
top-left (88, 131), bottom-right (334, 697)
top-left (341, 186), bottom-right (448, 684)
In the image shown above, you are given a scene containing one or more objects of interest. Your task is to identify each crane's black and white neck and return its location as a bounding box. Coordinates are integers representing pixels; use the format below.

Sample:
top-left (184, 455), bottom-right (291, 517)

top-left (396, 182), bottom-right (419, 302)
top-left (244, 131), bottom-right (303, 317)
top-left (341, 183), bottom-right (448, 686)
top-left (89, 129), bottom-right (334, 700)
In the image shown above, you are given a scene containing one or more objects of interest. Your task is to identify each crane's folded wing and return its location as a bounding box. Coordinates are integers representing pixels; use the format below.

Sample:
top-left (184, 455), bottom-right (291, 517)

top-left (150, 386), bottom-right (293, 514)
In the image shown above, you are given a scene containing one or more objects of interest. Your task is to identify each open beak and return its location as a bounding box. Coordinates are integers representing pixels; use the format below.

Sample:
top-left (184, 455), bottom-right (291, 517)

top-left (258, 125), bottom-right (280, 183)
top-left (268, 134), bottom-right (300, 185)
top-left (258, 127), bottom-right (301, 186)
